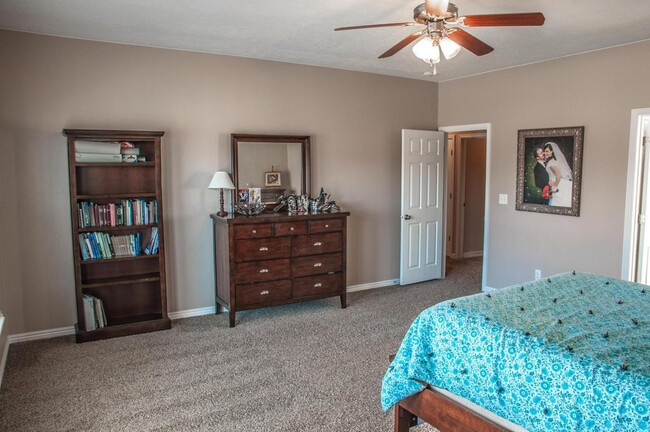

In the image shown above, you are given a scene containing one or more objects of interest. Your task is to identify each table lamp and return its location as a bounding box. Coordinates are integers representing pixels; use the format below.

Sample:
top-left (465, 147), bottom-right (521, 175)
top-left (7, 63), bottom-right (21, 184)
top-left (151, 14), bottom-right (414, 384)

top-left (208, 171), bottom-right (235, 217)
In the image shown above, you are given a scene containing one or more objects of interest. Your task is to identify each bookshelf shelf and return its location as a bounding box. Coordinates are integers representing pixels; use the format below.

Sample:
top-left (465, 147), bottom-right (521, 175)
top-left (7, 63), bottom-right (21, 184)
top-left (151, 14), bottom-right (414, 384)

top-left (80, 254), bottom-right (159, 265)
top-left (81, 272), bottom-right (160, 289)
top-left (75, 317), bottom-right (169, 343)
top-left (64, 129), bottom-right (171, 343)
top-left (76, 162), bottom-right (155, 167)
top-left (78, 223), bottom-right (158, 233)
top-left (77, 193), bottom-right (157, 200)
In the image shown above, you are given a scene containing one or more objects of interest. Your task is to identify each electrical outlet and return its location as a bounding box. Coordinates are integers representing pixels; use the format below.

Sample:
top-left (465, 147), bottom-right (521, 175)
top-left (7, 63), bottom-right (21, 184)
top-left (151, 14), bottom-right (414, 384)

top-left (498, 194), bottom-right (508, 205)
top-left (535, 269), bottom-right (542, 280)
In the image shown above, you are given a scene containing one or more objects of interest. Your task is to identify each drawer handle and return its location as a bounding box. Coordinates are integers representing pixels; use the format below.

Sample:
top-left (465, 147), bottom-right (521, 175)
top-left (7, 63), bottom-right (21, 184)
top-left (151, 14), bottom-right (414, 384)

top-left (325, 224), bottom-right (329, 228)
top-left (314, 263), bottom-right (322, 267)
top-left (259, 247), bottom-right (269, 251)
top-left (290, 227), bottom-right (295, 231)
top-left (314, 242), bottom-right (322, 246)
top-left (259, 269), bottom-right (269, 273)
top-left (260, 290), bottom-right (270, 295)
top-left (252, 229), bottom-right (257, 234)
top-left (314, 282), bottom-right (322, 288)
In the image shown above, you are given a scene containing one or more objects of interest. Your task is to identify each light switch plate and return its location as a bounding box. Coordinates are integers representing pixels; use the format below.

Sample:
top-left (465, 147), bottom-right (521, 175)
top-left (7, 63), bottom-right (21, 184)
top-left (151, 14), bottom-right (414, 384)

top-left (498, 194), bottom-right (508, 205)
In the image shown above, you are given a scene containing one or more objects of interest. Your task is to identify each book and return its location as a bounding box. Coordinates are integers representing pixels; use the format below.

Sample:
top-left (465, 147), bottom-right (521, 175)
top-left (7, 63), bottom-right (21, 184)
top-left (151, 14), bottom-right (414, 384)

top-left (75, 152), bottom-right (122, 163)
top-left (144, 227), bottom-right (158, 255)
top-left (93, 297), bottom-right (105, 328)
top-left (83, 295), bottom-right (97, 331)
top-left (122, 154), bottom-right (137, 163)
top-left (78, 234), bottom-right (90, 260)
top-left (75, 140), bottom-right (121, 154)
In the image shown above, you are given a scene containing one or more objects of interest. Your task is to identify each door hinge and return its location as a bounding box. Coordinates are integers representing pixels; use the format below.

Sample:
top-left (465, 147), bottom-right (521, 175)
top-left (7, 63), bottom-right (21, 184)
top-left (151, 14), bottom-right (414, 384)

top-left (640, 213), bottom-right (646, 225)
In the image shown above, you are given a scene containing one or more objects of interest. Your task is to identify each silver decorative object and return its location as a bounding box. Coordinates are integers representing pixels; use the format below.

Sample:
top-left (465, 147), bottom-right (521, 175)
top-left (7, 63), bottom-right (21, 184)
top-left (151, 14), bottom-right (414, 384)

top-left (234, 201), bottom-right (265, 216)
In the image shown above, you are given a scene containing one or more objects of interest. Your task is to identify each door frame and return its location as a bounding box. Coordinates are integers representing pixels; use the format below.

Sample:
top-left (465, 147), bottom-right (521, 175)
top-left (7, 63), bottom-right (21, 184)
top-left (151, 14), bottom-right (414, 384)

top-left (449, 132), bottom-right (487, 260)
top-left (439, 123), bottom-right (491, 291)
top-left (621, 108), bottom-right (650, 281)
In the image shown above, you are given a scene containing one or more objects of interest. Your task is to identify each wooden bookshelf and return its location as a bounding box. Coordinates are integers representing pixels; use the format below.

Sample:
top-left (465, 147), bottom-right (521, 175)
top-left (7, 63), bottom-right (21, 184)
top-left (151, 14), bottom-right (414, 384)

top-left (64, 129), bottom-right (171, 343)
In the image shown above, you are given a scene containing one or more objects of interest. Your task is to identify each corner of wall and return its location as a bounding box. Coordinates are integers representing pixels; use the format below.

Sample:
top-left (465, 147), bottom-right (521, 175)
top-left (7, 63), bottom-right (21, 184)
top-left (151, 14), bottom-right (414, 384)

top-left (0, 314), bottom-right (8, 388)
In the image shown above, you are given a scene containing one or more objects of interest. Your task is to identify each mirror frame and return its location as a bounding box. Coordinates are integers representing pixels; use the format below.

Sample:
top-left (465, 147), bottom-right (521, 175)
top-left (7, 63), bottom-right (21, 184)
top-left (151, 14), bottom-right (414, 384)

top-left (231, 134), bottom-right (311, 205)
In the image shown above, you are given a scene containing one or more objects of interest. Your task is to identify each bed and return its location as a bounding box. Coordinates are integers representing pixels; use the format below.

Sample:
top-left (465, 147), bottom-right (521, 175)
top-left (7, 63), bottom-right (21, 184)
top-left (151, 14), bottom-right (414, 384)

top-left (382, 272), bottom-right (650, 432)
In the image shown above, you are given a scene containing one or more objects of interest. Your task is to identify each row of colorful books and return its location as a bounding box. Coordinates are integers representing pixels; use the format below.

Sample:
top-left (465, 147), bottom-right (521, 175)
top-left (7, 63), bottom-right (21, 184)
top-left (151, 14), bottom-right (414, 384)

top-left (83, 294), bottom-right (107, 331)
top-left (77, 199), bottom-right (158, 228)
top-left (79, 232), bottom-right (143, 260)
top-left (75, 140), bottom-right (145, 163)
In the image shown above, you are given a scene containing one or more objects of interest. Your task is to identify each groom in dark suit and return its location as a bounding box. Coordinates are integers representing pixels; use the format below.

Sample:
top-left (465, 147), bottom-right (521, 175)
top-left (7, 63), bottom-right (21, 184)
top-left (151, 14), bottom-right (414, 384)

top-left (533, 147), bottom-right (550, 204)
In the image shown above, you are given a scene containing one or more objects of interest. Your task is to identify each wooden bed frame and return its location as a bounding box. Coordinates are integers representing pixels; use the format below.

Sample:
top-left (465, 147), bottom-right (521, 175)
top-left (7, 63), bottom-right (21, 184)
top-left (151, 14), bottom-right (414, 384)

top-left (394, 386), bottom-right (513, 432)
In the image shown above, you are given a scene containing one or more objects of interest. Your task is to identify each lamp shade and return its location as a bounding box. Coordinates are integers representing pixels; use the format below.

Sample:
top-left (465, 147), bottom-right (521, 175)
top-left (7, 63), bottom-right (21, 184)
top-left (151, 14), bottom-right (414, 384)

top-left (412, 38), bottom-right (440, 64)
top-left (440, 37), bottom-right (461, 60)
top-left (208, 171), bottom-right (235, 190)
top-left (425, 0), bottom-right (449, 16)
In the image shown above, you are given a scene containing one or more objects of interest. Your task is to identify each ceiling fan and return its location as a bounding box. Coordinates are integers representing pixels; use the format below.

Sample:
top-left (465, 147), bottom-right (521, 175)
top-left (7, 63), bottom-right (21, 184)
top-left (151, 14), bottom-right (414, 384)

top-left (334, 0), bottom-right (545, 75)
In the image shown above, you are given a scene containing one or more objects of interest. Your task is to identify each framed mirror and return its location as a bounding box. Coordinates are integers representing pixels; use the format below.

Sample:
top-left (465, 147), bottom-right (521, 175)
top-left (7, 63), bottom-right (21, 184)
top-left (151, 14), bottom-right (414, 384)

top-left (231, 134), bottom-right (311, 208)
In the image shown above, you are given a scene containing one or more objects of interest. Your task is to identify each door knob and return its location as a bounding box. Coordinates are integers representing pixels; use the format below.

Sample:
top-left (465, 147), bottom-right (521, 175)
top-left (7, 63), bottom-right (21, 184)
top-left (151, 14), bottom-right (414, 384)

top-left (403, 214), bottom-right (412, 220)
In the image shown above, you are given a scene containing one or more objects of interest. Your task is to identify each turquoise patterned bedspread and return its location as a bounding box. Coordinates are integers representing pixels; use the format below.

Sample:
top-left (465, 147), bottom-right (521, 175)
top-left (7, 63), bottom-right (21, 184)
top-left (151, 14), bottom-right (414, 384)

top-left (381, 272), bottom-right (650, 431)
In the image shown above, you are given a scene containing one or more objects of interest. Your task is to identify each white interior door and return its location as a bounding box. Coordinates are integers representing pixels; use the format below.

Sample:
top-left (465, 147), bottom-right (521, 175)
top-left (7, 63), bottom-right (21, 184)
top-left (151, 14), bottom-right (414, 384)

top-left (400, 129), bottom-right (446, 285)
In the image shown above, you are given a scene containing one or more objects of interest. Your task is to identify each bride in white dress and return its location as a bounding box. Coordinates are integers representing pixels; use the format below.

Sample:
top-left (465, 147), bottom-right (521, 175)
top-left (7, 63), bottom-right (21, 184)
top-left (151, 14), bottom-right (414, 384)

top-left (543, 142), bottom-right (573, 207)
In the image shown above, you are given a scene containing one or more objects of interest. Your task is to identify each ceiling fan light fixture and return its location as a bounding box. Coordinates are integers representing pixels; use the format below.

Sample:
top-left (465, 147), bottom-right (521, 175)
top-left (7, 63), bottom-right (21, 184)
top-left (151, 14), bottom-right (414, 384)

top-left (412, 38), bottom-right (440, 63)
top-left (439, 37), bottom-right (461, 59)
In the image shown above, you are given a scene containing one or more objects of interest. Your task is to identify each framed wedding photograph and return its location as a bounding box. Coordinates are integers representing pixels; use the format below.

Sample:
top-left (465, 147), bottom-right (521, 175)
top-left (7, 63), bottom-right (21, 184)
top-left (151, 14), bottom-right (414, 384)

top-left (264, 171), bottom-right (281, 187)
top-left (515, 126), bottom-right (584, 216)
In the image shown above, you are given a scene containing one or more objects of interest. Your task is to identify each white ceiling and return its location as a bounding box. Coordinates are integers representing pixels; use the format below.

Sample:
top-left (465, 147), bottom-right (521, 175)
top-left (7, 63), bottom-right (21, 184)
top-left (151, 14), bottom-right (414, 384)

top-left (1, 0), bottom-right (650, 82)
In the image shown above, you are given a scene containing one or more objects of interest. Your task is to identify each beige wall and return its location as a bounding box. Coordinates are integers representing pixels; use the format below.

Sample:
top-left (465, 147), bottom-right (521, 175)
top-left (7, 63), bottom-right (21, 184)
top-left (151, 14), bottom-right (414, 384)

top-left (439, 40), bottom-right (650, 288)
top-left (0, 30), bottom-right (437, 334)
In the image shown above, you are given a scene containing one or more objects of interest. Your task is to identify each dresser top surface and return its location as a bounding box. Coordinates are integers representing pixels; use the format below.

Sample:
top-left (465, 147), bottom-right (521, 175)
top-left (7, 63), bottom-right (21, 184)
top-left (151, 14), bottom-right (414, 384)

top-left (211, 211), bottom-right (350, 225)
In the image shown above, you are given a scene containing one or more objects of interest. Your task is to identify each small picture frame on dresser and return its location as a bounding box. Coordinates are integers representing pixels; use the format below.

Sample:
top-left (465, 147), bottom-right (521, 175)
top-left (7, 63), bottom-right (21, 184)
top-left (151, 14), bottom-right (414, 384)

top-left (264, 171), bottom-right (281, 187)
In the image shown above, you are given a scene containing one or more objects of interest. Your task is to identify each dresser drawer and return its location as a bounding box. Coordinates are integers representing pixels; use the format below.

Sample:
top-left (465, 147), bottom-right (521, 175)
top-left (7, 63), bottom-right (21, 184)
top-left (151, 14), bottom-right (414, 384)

top-left (237, 280), bottom-right (291, 307)
top-left (293, 273), bottom-right (343, 298)
top-left (275, 221), bottom-right (308, 237)
top-left (292, 253), bottom-right (342, 278)
top-left (235, 237), bottom-right (291, 262)
top-left (234, 258), bottom-right (291, 283)
top-left (235, 223), bottom-right (273, 239)
top-left (308, 218), bottom-right (343, 234)
top-left (292, 233), bottom-right (342, 256)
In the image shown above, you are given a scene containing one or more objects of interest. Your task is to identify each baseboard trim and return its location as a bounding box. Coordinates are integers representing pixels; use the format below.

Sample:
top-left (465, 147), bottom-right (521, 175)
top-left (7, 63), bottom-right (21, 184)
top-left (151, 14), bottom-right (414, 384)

top-left (463, 251), bottom-right (483, 258)
top-left (3, 279), bottom-right (403, 343)
top-left (483, 286), bottom-right (497, 292)
top-left (0, 316), bottom-right (7, 388)
top-left (168, 306), bottom-right (217, 320)
top-left (347, 279), bottom-right (400, 293)
top-left (171, 279), bottom-right (400, 319)
top-left (8, 326), bottom-right (75, 344)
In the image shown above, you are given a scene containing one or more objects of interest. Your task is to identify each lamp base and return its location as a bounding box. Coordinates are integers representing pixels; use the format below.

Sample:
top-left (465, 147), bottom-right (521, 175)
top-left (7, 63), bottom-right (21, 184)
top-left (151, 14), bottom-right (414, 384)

top-left (217, 189), bottom-right (228, 218)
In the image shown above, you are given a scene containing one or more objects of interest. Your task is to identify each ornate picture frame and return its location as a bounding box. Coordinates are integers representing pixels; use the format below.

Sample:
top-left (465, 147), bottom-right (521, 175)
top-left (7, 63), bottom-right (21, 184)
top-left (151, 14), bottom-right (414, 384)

top-left (264, 171), bottom-right (282, 187)
top-left (516, 126), bottom-right (584, 216)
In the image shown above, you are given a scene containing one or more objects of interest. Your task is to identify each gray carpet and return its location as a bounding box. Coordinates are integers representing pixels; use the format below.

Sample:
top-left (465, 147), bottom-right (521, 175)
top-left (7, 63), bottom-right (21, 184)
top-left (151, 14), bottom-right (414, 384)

top-left (0, 258), bottom-right (481, 431)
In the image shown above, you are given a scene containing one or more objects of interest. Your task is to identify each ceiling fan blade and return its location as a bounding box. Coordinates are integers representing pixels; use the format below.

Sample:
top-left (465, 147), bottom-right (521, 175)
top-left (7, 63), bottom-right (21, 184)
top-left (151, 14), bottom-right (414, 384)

top-left (447, 29), bottom-right (494, 56)
top-left (425, 0), bottom-right (449, 16)
top-left (379, 30), bottom-right (425, 59)
top-left (334, 22), bottom-right (418, 31)
top-left (462, 12), bottom-right (545, 27)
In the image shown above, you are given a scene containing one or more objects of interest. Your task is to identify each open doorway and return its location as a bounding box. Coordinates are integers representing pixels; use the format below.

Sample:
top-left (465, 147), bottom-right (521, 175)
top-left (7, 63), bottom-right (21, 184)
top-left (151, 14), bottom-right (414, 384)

top-left (622, 109), bottom-right (650, 283)
top-left (440, 124), bottom-right (491, 291)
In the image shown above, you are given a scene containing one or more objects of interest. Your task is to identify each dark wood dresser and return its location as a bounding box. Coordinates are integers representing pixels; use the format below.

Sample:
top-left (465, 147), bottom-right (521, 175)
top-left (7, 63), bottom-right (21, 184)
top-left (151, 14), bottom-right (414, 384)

top-left (211, 212), bottom-right (350, 327)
